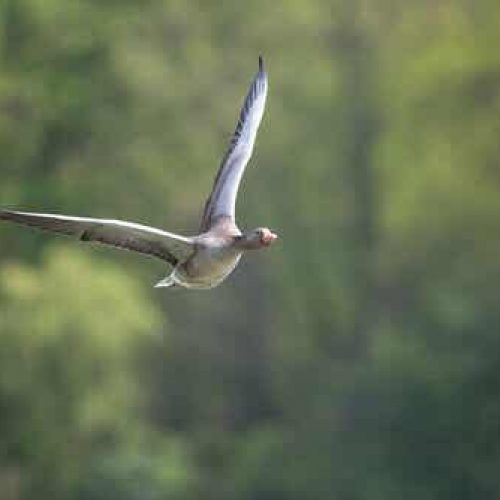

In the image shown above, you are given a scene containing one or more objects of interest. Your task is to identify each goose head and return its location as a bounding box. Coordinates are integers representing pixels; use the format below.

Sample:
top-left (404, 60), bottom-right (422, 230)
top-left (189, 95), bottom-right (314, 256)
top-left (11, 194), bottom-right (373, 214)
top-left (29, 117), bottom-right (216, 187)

top-left (236, 227), bottom-right (278, 250)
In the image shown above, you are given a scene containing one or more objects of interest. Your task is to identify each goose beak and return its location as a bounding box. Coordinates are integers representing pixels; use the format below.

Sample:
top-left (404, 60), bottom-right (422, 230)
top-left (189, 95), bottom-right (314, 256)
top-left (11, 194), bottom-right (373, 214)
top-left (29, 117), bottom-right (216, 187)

top-left (262, 230), bottom-right (278, 245)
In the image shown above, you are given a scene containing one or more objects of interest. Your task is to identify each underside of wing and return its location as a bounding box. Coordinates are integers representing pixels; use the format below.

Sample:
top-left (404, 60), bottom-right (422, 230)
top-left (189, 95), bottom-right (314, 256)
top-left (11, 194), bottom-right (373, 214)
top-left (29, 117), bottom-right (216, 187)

top-left (200, 56), bottom-right (268, 232)
top-left (0, 210), bottom-right (194, 266)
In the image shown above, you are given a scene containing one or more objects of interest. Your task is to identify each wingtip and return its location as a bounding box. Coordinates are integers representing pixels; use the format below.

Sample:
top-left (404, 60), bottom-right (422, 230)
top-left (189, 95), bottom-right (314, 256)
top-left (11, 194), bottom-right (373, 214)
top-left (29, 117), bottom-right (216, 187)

top-left (0, 208), bottom-right (15, 219)
top-left (258, 55), bottom-right (264, 72)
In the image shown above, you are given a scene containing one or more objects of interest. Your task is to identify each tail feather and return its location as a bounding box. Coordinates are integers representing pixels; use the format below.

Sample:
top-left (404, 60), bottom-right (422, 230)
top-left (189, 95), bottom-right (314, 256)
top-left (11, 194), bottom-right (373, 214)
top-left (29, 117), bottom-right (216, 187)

top-left (154, 275), bottom-right (176, 288)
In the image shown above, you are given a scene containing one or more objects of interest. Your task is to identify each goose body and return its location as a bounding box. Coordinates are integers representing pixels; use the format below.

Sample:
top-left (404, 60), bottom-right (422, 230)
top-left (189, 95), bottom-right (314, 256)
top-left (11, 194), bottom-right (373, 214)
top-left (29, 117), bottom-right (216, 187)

top-left (170, 239), bottom-right (242, 289)
top-left (0, 57), bottom-right (277, 290)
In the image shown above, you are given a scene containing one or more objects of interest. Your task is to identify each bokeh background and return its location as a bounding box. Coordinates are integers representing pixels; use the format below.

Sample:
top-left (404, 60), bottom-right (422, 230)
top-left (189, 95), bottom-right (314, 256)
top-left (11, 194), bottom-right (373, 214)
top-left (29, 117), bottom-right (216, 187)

top-left (1, 0), bottom-right (500, 499)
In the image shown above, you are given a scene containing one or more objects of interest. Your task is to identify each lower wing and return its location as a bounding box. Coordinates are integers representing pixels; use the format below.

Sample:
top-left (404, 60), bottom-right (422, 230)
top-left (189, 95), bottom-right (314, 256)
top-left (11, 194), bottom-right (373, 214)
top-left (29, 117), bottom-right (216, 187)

top-left (0, 209), bottom-right (194, 266)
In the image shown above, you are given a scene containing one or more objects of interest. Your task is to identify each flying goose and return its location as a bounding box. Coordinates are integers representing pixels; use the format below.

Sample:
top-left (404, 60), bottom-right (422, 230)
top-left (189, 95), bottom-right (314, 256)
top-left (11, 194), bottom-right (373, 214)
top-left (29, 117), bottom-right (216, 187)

top-left (0, 57), bottom-right (277, 289)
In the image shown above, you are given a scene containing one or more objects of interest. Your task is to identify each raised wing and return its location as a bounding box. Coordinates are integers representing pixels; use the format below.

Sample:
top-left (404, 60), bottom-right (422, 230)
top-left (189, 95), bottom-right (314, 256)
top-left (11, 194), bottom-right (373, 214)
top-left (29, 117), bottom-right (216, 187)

top-left (200, 56), bottom-right (268, 232)
top-left (0, 210), bottom-right (194, 266)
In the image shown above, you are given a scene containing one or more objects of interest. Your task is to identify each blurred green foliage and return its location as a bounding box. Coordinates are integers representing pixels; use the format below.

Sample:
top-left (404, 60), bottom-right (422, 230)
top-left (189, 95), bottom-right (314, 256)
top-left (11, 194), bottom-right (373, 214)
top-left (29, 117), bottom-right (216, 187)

top-left (1, 0), bottom-right (500, 499)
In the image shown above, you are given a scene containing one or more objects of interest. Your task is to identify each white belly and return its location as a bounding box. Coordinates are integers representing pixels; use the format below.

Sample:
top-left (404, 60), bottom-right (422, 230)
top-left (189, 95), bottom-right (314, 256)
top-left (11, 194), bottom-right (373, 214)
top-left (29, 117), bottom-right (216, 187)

top-left (173, 247), bottom-right (242, 289)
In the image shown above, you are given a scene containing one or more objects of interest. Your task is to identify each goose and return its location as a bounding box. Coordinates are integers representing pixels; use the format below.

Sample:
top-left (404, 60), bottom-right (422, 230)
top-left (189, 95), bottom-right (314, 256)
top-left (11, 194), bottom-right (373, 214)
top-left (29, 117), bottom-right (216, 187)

top-left (0, 56), bottom-right (277, 289)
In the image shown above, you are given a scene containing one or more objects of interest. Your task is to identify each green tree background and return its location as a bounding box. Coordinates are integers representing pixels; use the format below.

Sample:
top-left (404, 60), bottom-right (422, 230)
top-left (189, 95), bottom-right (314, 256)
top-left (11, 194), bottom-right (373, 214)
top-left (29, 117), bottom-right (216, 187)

top-left (1, 0), bottom-right (500, 498)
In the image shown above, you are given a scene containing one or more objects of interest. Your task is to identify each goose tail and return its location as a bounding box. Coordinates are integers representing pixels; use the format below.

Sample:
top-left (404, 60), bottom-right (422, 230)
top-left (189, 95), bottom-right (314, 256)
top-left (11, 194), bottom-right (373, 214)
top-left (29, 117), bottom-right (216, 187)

top-left (154, 274), bottom-right (176, 288)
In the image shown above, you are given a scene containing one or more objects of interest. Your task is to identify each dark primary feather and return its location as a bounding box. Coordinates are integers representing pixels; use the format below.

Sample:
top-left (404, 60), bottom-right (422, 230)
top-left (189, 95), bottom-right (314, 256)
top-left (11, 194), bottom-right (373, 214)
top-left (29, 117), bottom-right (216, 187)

top-left (0, 210), bottom-right (194, 266)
